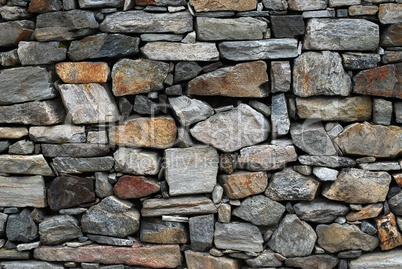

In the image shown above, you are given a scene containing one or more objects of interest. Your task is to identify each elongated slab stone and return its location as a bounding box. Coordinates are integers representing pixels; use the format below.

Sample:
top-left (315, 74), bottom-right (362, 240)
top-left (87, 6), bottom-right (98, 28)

top-left (114, 176), bottom-right (160, 199)
top-left (349, 249), bottom-right (402, 269)
top-left (334, 122), bottom-right (402, 158)
top-left (0, 176), bottom-right (46, 207)
top-left (0, 66), bottom-right (56, 105)
top-left (0, 127), bottom-right (28, 139)
top-left (296, 97), bottom-right (372, 122)
top-left (41, 144), bottom-right (109, 157)
top-left (109, 117), bottom-right (177, 149)
top-left (185, 251), bottom-right (241, 269)
top-left (219, 39), bottom-right (298, 61)
top-left (59, 83), bottom-right (120, 124)
top-left (52, 157), bottom-right (115, 174)
top-left (141, 196), bottom-right (217, 217)
top-left (56, 62), bottom-right (109, 84)
top-left (322, 168), bottom-right (391, 204)
top-left (29, 125), bottom-right (85, 143)
top-left (189, 0), bottom-right (256, 11)
top-left (1, 261), bottom-right (63, 269)
top-left (17, 41), bottom-right (66, 65)
top-left (0, 155), bottom-right (53, 176)
top-left (188, 61), bottom-right (269, 98)
top-left (100, 11), bottom-right (192, 34)
top-left (79, 0), bottom-right (124, 8)
top-left (288, 0), bottom-right (327, 11)
top-left (0, 20), bottom-right (34, 47)
top-left (304, 18), bottom-right (379, 51)
top-left (34, 245), bottom-right (182, 268)
top-left (140, 218), bottom-right (187, 244)
top-left (215, 222), bottom-right (263, 252)
top-left (0, 100), bottom-right (65, 125)
top-left (299, 155), bottom-right (356, 168)
top-left (141, 42), bottom-right (219, 61)
top-left (114, 148), bottom-right (160, 175)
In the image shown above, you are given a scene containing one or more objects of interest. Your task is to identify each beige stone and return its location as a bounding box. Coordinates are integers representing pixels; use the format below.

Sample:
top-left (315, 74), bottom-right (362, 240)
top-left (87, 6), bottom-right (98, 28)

top-left (189, 0), bottom-right (257, 12)
top-left (220, 171), bottom-right (268, 199)
top-left (185, 251), bottom-right (241, 269)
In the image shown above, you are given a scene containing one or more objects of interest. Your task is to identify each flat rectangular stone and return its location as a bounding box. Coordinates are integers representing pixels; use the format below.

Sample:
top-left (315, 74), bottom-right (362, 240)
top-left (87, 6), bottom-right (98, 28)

top-left (56, 62), bottom-right (110, 84)
top-left (185, 251), bottom-right (241, 269)
top-left (52, 157), bottom-right (114, 174)
top-left (0, 127), bottom-right (28, 139)
top-left (29, 125), bottom-right (86, 143)
top-left (378, 4), bottom-right (402, 24)
top-left (219, 39), bottom-right (298, 61)
top-left (349, 249), bottom-right (402, 268)
top-left (303, 9), bottom-right (335, 18)
top-left (141, 42), bottom-right (219, 61)
top-left (271, 93), bottom-right (290, 137)
top-left (141, 196), bottom-right (217, 217)
top-left (18, 41), bottom-right (67, 65)
top-left (189, 0), bottom-right (257, 11)
top-left (342, 52), bottom-right (381, 70)
top-left (299, 155), bottom-right (356, 168)
top-left (358, 162), bottom-right (401, 171)
top-left (33, 245), bottom-right (182, 268)
top-left (0, 175), bottom-right (46, 208)
top-left (329, 0), bottom-right (360, 7)
top-left (41, 144), bottom-right (109, 157)
top-left (1, 261), bottom-right (63, 269)
top-left (0, 249), bottom-right (30, 260)
top-left (0, 155), bottom-right (53, 176)
top-left (140, 34), bottom-right (183, 42)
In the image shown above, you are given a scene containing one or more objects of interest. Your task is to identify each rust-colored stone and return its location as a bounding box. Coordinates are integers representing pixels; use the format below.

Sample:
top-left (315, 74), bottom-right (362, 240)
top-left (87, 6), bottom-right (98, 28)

top-left (28, 0), bottom-right (61, 13)
top-left (220, 171), bottom-right (268, 199)
top-left (33, 244), bottom-right (182, 268)
top-left (55, 62), bottom-right (110, 83)
top-left (114, 175), bottom-right (160, 199)
top-left (109, 117), bottom-right (177, 149)
top-left (189, 0), bottom-right (257, 11)
top-left (376, 212), bottom-right (402, 251)
top-left (354, 63), bottom-right (402, 99)
top-left (185, 251), bottom-right (241, 269)
top-left (393, 173), bottom-right (402, 188)
top-left (346, 203), bottom-right (383, 222)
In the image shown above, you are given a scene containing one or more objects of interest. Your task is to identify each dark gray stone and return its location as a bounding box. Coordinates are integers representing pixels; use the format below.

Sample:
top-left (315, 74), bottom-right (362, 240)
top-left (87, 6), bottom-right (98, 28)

top-left (388, 191), bottom-right (402, 215)
top-left (271, 93), bottom-right (290, 138)
top-left (6, 209), bottom-right (38, 242)
top-left (285, 255), bottom-right (339, 269)
top-left (165, 85), bottom-right (182, 96)
top-left (373, 98), bottom-right (392, 125)
top-left (271, 15), bottom-right (305, 38)
top-left (338, 250), bottom-right (362, 259)
top-left (41, 144), bottom-right (109, 158)
top-left (0, 49), bottom-right (20, 67)
top-left (95, 172), bottom-right (113, 199)
top-left (17, 41), bottom-right (66, 65)
top-left (174, 62), bottom-right (202, 83)
top-left (189, 214), bottom-right (214, 252)
top-left (298, 155), bottom-right (356, 168)
top-left (360, 221), bottom-right (378, 235)
top-left (214, 222), bottom-right (263, 252)
top-left (0, 213), bottom-right (8, 237)
top-left (118, 97), bottom-right (133, 120)
top-left (52, 157), bottom-right (115, 174)
top-left (342, 53), bottom-right (381, 70)
top-left (0, 20), bottom-right (34, 47)
top-left (133, 95), bottom-right (160, 115)
top-left (86, 234), bottom-right (133, 246)
top-left (39, 215), bottom-right (82, 245)
top-left (294, 198), bottom-right (350, 223)
top-left (140, 218), bottom-right (187, 244)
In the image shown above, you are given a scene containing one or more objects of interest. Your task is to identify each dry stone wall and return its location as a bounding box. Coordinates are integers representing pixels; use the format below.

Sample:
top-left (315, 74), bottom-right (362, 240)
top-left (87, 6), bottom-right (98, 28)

top-left (0, 0), bottom-right (402, 268)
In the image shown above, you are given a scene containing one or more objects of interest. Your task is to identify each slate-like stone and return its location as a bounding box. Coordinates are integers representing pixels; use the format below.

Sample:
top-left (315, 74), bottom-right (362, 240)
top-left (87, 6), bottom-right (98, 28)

top-left (323, 168), bottom-right (391, 204)
top-left (141, 42), bottom-right (219, 61)
top-left (304, 18), bottom-right (379, 51)
top-left (271, 93), bottom-right (290, 138)
top-left (0, 66), bottom-right (56, 105)
top-left (245, 249), bottom-right (283, 268)
top-left (268, 214), bottom-right (317, 257)
top-left (381, 23), bottom-right (402, 47)
top-left (342, 52), bottom-right (381, 70)
top-left (109, 117), bottom-right (177, 149)
top-left (169, 96), bottom-right (213, 126)
top-left (140, 218), bottom-right (187, 244)
top-left (294, 198), bottom-right (350, 223)
top-left (41, 144), bottom-right (109, 158)
top-left (29, 125), bottom-right (85, 143)
top-left (188, 61), bottom-right (268, 98)
top-left (317, 223), bottom-right (379, 253)
top-left (79, 0), bottom-right (123, 8)
top-left (81, 196), bottom-right (140, 238)
top-left (112, 59), bottom-right (169, 96)
top-left (358, 162), bottom-right (400, 171)
top-left (220, 171), bottom-right (268, 199)
top-left (237, 144), bottom-right (297, 171)
top-left (52, 157), bottom-right (115, 174)
top-left (0, 176), bottom-right (46, 208)
top-left (0, 20), bottom-right (34, 47)
top-left (266, 168), bottom-right (320, 201)
top-left (0, 6), bottom-right (31, 20)
top-left (233, 195), bottom-right (285, 226)
top-left (296, 96), bottom-right (372, 122)
top-left (135, 0), bottom-right (186, 5)
top-left (47, 175), bottom-right (95, 211)
top-left (373, 98), bottom-right (392, 125)
top-left (189, 214), bottom-right (214, 252)
top-left (214, 222), bottom-right (263, 252)
top-left (186, 251), bottom-right (240, 269)
top-left (114, 147), bottom-right (160, 175)
top-left (0, 154), bottom-right (53, 176)
top-left (1, 261), bottom-right (63, 269)
top-left (293, 51), bottom-right (351, 97)
top-left (271, 15), bottom-right (304, 38)
top-left (165, 147), bottom-right (218, 196)
top-left (285, 255), bottom-right (339, 269)
top-left (334, 122), bottom-right (402, 158)
top-left (189, 0), bottom-right (256, 11)
top-left (34, 10), bottom-right (99, 41)
top-left (174, 62), bottom-right (202, 83)
top-left (329, 0), bottom-right (360, 6)
top-left (0, 249), bottom-right (30, 260)
top-left (299, 155), bottom-right (356, 168)
top-left (68, 34), bottom-right (140, 61)
top-left (39, 215), bottom-right (82, 245)
top-left (353, 63), bottom-right (402, 99)
top-left (133, 95), bottom-right (160, 115)
top-left (349, 249), bottom-right (402, 269)
top-left (196, 17), bottom-right (267, 41)
top-left (6, 209), bottom-right (38, 242)
top-left (8, 140), bottom-right (34, 155)
top-left (95, 172), bottom-right (113, 198)
top-left (219, 39), bottom-right (298, 61)
top-left (383, 50), bottom-right (402, 64)
top-left (59, 83), bottom-right (120, 124)
top-left (17, 41), bottom-right (66, 65)
top-left (34, 245), bottom-right (182, 268)
top-left (271, 61), bottom-right (291, 93)
top-left (288, 0), bottom-right (327, 11)
top-left (100, 11), bottom-right (192, 33)
top-left (141, 196), bottom-right (217, 217)
top-left (378, 3), bottom-right (402, 24)
top-left (388, 191), bottom-right (402, 215)
top-left (56, 62), bottom-right (109, 84)
top-left (86, 234), bottom-right (133, 247)
top-left (0, 213), bottom-right (7, 237)
top-left (114, 176), bottom-right (160, 199)
top-left (190, 104), bottom-right (269, 152)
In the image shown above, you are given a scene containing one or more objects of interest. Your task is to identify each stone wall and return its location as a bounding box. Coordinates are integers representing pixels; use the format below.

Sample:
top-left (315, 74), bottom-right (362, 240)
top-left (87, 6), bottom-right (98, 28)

top-left (0, 0), bottom-right (401, 268)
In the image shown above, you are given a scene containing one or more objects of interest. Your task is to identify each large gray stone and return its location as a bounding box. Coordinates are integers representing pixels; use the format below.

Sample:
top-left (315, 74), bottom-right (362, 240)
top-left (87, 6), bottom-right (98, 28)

top-left (214, 222), bottom-right (263, 252)
top-left (34, 10), bottom-right (99, 41)
top-left (41, 144), bottom-right (109, 157)
top-left (293, 51), bottom-right (351, 97)
top-left (271, 93), bottom-right (290, 138)
top-left (304, 18), bottom-right (379, 51)
top-left (219, 39), bottom-right (298, 61)
top-left (141, 42), bottom-right (219, 61)
top-left (0, 154), bottom-right (53, 176)
top-left (0, 176), bottom-right (46, 208)
top-left (29, 125), bottom-right (85, 143)
top-left (1, 261), bottom-right (63, 269)
top-left (190, 104), bottom-right (269, 152)
top-left (17, 41), bottom-right (66, 65)
top-left (100, 11), bottom-right (192, 34)
top-left (196, 17), bottom-right (267, 41)
top-left (189, 214), bottom-right (214, 252)
top-left (294, 198), bottom-right (350, 223)
top-left (81, 196), bottom-right (140, 238)
top-left (378, 3), bottom-right (402, 24)
top-left (169, 96), bottom-right (214, 126)
top-left (233, 195), bottom-right (285, 226)
top-left (59, 83), bottom-right (120, 124)
top-left (0, 20), bottom-right (34, 47)
top-left (349, 249), bottom-right (402, 269)
top-left (6, 209), bottom-right (38, 242)
top-left (165, 146), bottom-right (218, 196)
top-left (114, 147), bottom-right (160, 175)
top-left (52, 157), bottom-right (114, 174)
top-left (0, 66), bottom-right (56, 105)
top-left (268, 214), bottom-right (317, 257)
top-left (39, 215), bottom-right (82, 245)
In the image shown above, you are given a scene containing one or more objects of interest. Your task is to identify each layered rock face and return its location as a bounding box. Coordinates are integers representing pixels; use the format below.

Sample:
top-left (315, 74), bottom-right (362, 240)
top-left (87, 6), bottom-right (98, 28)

top-left (0, 0), bottom-right (402, 268)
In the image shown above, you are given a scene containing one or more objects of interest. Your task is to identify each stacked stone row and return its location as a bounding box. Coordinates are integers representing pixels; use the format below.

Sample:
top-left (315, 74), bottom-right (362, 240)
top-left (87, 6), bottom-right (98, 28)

top-left (0, 0), bottom-right (402, 268)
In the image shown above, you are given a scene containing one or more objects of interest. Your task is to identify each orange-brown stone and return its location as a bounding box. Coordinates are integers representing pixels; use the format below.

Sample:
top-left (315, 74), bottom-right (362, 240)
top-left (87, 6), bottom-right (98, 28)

top-left (376, 212), bottom-right (402, 251)
top-left (33, 244), bottom-right (182, 268)
top-left (189, 0), bottom-right (257, 11)
top-left (109, 117), bottom-right (177, 149)
top-left (220, 171), bottom-right (268, 199)
top-left (114, 175), bottom-right (160, 199)
top-left (28, 0), bottom-right (61, 13)
top-left (393, 173), bottom-right (402, 188)
top-left (346, 203), bottom-right (383, 222)
top-left (185, 251), bottom-right (241, 269)
top-left (55, 62), bottom-right (110, 83)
